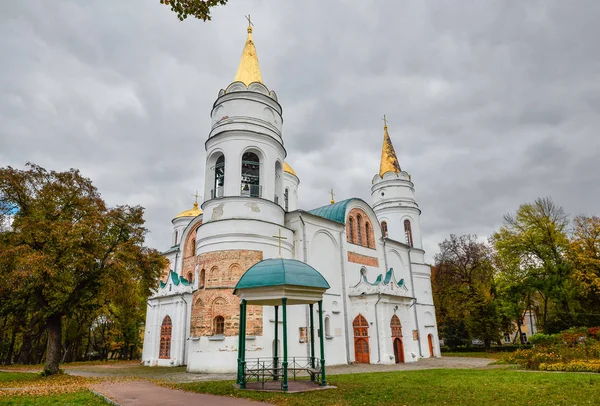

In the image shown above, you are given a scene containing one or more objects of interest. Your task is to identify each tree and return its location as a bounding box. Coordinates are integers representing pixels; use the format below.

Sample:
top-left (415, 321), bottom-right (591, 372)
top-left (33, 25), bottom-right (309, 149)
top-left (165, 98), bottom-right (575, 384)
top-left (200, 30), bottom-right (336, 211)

top-left (160, 0), bottom-right (228, 21)
top-left (433, 234), bottom-right (502, 348)
top-left (0, 163), bottom-right (166, 374)
top-left (492, 197), bottom-right (574, 333)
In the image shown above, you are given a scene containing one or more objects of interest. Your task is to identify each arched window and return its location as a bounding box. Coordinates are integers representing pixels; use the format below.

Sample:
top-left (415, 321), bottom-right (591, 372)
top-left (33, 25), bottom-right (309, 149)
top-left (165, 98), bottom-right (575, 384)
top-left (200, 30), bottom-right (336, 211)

top-left (365, 221), bottom-right (371, 248)
top-left (381, 221), bottom-right (388, 237)
top-left (241, 152), bottom-right (261, 197)
top-left (214, 155), bottom-right (225, 198)
top-left (199, 269), bottom-right (205, 288)
top-left (324, 316), bottom-right (332, 337)
top-left (391, 314), bottom-right (402, 337)
top-left (274, 161), bottom-right (282, 205)
top-left (284, 188), bottom-right (289, 211)
top-left (214, 315), bottom-right (225, 335)
top-left (159, 316), bottom-right (172, 359)
top-left (174, 230), bottom-right (178, 245)
top-left (186, 272), bottom-right (193, 283)
top-left (404, 219), bottom-right (413, 247)
top-left (348, 217), bottom-right (355, 243)
top-left (356, 215), bottom-right (363, 245)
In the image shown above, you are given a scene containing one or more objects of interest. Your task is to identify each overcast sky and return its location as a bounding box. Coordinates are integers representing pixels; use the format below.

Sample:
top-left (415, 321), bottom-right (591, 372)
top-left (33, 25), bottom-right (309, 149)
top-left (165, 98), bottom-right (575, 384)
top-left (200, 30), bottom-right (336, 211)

top-left (1, 1), bottom-right (599, 262)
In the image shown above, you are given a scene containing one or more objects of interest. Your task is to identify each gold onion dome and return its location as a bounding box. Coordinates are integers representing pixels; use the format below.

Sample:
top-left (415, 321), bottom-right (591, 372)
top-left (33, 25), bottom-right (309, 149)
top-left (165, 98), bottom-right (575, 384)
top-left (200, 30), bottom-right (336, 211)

top-left (234, 21), bottom-right (263, 86)
top-left (379, 123), bottom-right (402, 178)
top-left (174, 201), bottom-right (203, 219)
top-left (283, 162), bottom-right (297, 176)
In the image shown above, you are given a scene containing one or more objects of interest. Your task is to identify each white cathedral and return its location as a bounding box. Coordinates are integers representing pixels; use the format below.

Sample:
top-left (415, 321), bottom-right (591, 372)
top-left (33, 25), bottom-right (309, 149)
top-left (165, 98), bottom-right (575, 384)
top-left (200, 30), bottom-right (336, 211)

top-left (142, 22), bottom-right (440, 373)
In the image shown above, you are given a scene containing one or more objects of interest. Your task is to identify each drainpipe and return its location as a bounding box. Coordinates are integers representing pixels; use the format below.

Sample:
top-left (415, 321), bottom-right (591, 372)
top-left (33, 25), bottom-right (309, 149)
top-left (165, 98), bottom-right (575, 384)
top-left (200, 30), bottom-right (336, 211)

top-left (338, 229), bottom-right (351, 364)
top-left (408, 249), bottom-right (422, 357)
top-left (299, 214), bottom-right (311, 358)
top-left (180, 293), bottom-right (188, 365)
top-left (374, 292), bottom-right (383, 363)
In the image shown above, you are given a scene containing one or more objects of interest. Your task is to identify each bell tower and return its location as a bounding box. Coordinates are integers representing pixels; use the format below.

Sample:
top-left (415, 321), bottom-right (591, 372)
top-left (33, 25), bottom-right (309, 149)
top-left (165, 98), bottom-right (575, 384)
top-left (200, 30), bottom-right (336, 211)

top-left (371, 118), bottom-right (423, 249)
top-left (202, 18), bottom-right (287, 223)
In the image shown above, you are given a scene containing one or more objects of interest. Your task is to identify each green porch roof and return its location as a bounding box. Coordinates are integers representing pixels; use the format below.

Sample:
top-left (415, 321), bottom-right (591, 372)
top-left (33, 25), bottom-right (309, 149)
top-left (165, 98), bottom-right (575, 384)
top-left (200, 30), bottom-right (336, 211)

top-left (308, 198), bottom-right (353, 224)
top-left (234, 258), bottom-right (330, 292)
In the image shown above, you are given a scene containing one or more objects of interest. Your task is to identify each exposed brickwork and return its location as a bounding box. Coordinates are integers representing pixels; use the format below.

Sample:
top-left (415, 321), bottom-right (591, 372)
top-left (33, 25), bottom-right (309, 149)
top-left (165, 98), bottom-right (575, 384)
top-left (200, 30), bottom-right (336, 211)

top-left (190, 250), bottom-right (263, 337)
top-left (348, 251), bottom-right (379, 267)
top-left (347, 208), bottom-right (376, 249)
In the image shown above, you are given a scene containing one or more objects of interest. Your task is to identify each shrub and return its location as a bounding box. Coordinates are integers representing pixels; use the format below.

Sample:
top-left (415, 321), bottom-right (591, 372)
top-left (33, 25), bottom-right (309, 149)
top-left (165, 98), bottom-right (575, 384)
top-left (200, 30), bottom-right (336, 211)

top-left (539, 361), bottom-right (600, 373)
top-left (530, 333), bottom-right (559, 346)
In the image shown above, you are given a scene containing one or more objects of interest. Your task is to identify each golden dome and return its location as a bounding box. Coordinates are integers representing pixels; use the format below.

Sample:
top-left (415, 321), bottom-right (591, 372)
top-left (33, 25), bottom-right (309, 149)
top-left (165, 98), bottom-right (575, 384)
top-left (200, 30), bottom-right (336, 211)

top-left (379, 123), bottom-right (401, 178)
top-left (234, 21), bottom-right (263, 86)
top-left (174, 201), bottom-right (203, 219)
top-left (283, 162), bottom-right (297, 176)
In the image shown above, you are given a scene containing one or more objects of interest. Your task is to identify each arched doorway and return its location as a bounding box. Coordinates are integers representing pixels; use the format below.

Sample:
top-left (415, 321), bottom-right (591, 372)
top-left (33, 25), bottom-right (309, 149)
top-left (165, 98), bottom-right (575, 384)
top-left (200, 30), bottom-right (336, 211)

top-left (428, 334), bottom-right (435, 357)
top-left (159, 315), bottom-right (172, 359)
top-left (353, 314), bottom-right (370, 363)
top-left (390, 315), bottom-right (404, 363)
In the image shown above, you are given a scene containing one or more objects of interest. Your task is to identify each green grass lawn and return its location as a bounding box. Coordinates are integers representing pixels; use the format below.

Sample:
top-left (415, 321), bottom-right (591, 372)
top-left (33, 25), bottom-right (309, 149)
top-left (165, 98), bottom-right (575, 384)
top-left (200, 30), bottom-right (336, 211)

top-left (0, 373), bottom-right (40, 384)
top-left (0, 391), bottom-right (109, 405)
top-left (175, 368), bottom-right (600, 406)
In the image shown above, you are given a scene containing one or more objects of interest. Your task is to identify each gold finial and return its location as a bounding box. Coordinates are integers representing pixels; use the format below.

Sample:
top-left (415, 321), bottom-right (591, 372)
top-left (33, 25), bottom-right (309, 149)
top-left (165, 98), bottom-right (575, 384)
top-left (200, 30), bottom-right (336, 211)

top-left (329, 188), bottom-right (335, 204)
top-left (191, 190), bottom-right (199, 210)
top-left (272, 229), bottom-right (288, 258)
top-left (379, 117), bottom-right (402, 178)
top-left (234, 15), bottom-right (263, 86)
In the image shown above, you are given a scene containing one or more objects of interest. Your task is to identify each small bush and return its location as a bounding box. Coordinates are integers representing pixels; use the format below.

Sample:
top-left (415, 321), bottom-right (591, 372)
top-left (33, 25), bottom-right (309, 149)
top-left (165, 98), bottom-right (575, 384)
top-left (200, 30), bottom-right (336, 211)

top-left (539, 361), bottom-right (600, 373)
top-left (530, 333), bottom-right (559, 346)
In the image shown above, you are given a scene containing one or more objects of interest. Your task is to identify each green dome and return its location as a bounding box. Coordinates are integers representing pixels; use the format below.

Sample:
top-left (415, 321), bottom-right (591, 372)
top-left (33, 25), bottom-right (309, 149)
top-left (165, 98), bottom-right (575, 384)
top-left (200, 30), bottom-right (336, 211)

top-left (235, 258), bottom-right (330, 291)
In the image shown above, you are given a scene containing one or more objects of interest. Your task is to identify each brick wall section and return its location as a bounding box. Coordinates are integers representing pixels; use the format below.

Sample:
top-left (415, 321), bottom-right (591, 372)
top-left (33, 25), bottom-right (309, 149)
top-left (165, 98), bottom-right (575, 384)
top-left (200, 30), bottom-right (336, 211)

top-left (181, 222), bottom-right (202, 282)
top-left (348, 251), bottom-right (379, 267)
top-left (190, 250), bottom-right (263, 337)
top-left (347, 208), bottom-right (376, 249)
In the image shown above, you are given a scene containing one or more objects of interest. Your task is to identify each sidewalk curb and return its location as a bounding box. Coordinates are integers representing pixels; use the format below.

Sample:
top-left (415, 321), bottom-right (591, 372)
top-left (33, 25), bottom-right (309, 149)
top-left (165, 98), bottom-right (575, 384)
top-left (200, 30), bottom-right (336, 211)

top-left (90, 389), bottom-right (122, 406)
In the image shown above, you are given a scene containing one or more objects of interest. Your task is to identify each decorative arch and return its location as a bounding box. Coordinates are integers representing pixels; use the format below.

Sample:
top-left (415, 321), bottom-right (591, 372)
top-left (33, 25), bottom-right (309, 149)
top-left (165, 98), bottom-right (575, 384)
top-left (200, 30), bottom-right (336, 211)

top-left (284, 188), bottom-right (289, 211)
top-left (186, 271), bottom-right (193, 283)
top-left (199, 269), bottom-right (206, 288)
top-left (347, 217), bottom-right (355, 243)
top-left (208, 266), bottom-right (219, 286)
top-left (274, 160), bottom-right (283, 205)
top-left (391, 315), bottom-right (402, 337)
top-left (324, 316), bottom-right (332, 337)
top-left (356, 214), bottom-right (363, 245)
top-left (404, 219), bottom-right (413, 247)
top-left (159, 315), bottom-right (172, 359)
top-left (241, 151), bottom-right (261, 198)
top-left (205, 149), bottom-right (226, 200)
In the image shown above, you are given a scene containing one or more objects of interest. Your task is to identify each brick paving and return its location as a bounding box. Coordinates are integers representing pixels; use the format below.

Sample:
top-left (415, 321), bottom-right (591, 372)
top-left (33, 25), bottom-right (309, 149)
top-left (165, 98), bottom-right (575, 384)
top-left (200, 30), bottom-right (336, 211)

top-left (91, 380), bottom-right (272, 406)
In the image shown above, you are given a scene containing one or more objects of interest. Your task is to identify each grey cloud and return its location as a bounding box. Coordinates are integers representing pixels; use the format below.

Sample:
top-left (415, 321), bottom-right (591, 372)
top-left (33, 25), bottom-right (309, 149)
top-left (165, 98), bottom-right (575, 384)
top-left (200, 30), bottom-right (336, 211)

top-left (1, 0), bottom-right (599, 263)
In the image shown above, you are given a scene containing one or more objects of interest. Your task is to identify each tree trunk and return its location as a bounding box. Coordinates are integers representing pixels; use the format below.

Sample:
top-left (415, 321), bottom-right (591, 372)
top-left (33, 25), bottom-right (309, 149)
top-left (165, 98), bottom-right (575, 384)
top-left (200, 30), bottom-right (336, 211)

top-left (4, 328), bottom-right (17, 365)
top-left (44, 313), bottom-right (62, 375)
top-left (18, 333), bottom-right (33, 365)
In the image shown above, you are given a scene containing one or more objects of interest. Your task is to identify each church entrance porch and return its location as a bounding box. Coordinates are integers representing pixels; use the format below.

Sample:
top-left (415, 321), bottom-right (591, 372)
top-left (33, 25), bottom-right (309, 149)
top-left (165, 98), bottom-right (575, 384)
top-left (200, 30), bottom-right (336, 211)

top-left (352, 315), bottom-right (370, 363)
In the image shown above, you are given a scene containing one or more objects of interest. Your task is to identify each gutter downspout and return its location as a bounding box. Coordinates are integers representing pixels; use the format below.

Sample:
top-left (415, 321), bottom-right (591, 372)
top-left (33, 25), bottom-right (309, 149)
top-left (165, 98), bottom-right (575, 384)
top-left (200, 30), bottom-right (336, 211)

top-left (180, 293), bottom-right (188, 365)
top-left (374, 292), bottom-right (383, 363)
top-left (299, 214), bottom-right (311, 358)
top-left (408, 249), bottom-right (422, 357)
top-left (338, 229), bottom-right (351, 364)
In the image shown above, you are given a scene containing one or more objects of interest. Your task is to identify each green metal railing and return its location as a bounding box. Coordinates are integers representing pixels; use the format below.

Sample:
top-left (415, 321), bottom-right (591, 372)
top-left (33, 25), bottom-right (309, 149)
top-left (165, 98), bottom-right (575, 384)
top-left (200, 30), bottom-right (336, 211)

top-left (243, 357), bottom-right (322, 390)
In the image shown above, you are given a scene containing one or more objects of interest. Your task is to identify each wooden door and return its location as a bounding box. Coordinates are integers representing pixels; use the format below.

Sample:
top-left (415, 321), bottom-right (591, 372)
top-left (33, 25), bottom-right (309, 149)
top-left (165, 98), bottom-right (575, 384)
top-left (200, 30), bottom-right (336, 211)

top-left (393, 338), bottom-right (404, 363)
top-left (428, 334), bottom-right (434, 357)
top-left (353, 315), bottom-right (370, 363)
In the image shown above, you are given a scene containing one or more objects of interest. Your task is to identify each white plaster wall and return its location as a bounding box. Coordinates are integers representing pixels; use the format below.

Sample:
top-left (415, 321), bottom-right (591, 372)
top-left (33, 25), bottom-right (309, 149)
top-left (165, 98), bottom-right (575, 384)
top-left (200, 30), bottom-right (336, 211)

top-left (142, 293), bottom-right (192, 367)
top-left (283, 172), bottom-right (299, 212)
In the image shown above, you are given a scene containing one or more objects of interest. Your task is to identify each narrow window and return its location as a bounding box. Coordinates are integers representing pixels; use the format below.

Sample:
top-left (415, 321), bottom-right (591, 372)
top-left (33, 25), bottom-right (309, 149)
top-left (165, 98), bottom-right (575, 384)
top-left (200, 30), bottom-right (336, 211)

top-left (348, 217), bottom-right (355, 243)
top-left (404, 219), bottom-right (413, 247)
top-left (365, 221), bottom-right (371, 248)
top-left (214, 315), bottom-right (225, 335)
top-left (159, 316), bottom-right (172, 359)
top-left (325, 316), bottom-right (332, 337)
top-left (284, 188), bottom-right (289, 211)
top-left (381, 221), bottom-right (388, 237)
top-left (241, 152), bottom-right (260, 197)
top-left (214, 155), bottom-right (225, 198)
top-left (357, 214), bottom-right (363, 245)
top-left (174, 230), bottom-right (178, 245)
top-left (199, 269), bottom-right (205, 288)
top-left (186, 272), bottom-right (193, 283)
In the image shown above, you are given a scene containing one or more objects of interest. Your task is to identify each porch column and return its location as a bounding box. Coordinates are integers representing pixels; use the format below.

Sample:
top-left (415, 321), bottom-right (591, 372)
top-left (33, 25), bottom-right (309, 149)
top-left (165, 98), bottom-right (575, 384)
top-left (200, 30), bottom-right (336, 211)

top-left (237, 300), bottom-right (243, 385)
top-left (318, 300), bottom-right (326, 386)
top-left (273, 305), bottom-right (279, 381)
top-left (240, 299), bottom-right (247, 389)
top-left (282, 297), bottom-right (288, 392)
top-left (309, 303), bottom-right (315, 371)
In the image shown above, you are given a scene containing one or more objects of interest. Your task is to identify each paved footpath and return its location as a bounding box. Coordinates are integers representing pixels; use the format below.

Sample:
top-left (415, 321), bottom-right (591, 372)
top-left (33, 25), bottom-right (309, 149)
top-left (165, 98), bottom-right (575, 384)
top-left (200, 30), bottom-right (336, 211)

top-left (91, 381), bottom-right (272, 406)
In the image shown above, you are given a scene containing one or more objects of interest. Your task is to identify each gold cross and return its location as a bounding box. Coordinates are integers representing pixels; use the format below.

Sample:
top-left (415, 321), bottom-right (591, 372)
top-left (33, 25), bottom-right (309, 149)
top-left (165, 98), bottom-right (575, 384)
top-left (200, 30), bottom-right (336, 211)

top-left (191, 190), bottom-right (199, 203)
top-left (382, 114), bottom-right (388, 128)
top-left (272, 229), bottom-right (287, 258)
top-left (330, 188), bottom-right (335, 204)
top-left (245, 14), bottom-right (253, 27)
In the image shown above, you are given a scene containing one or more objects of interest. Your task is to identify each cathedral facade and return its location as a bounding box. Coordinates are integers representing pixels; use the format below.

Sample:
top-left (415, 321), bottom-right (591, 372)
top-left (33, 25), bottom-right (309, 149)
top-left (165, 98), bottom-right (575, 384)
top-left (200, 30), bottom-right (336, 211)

top-left (141, 23), bottom-right (440, 373)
